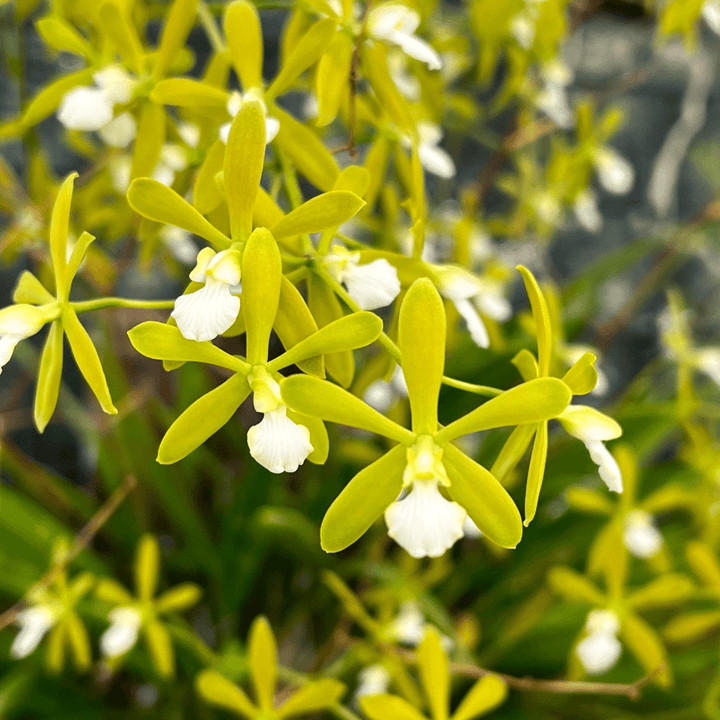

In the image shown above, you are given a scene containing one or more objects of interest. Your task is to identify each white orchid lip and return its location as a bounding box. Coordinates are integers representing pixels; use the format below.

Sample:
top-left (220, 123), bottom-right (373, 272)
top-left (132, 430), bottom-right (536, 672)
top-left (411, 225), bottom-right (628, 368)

top-left (171, 247), bottom-right (242, 342)
top-left (11, 605), bottom-right (59, 659)
top-left (623, 509), bottom-right (663, 558)
top-left (247, 367), bottom-right (314, 474)
top-left (576, 609), bottom-right (622, 675)
top-left (368, 3), bottom-right (442, 70)
top-left (595, 148), bottom-right (634, 195)
top-left (0, 303), bottom-right (59, 375)
top-left (384, 437), bottom-right (467, 558)
top-left (100, 606), bottom-right (143, 658)
top-left (324, 245), bottom-right (401, 311)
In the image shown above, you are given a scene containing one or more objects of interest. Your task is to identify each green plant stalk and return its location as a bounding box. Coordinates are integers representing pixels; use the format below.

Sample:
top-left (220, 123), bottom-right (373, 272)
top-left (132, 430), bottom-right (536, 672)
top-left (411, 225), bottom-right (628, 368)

top-left (71, 298), bottom-right (176, 313)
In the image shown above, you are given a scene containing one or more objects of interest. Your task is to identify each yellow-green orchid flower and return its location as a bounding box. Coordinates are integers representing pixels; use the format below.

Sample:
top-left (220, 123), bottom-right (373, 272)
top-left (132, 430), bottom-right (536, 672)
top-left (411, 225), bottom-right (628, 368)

top-left (282, 277), bottom-right (571, 557)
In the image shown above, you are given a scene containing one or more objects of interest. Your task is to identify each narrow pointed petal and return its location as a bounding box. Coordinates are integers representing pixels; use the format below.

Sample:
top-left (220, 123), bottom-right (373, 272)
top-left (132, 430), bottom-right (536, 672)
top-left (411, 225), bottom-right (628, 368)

top-left (400, 278), bottom-right (445, 435)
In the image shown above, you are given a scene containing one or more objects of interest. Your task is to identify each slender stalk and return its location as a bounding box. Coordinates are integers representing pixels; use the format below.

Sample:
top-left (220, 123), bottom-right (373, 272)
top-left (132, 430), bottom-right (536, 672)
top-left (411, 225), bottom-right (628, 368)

top-left (71, 298), bottom-right (176, 313)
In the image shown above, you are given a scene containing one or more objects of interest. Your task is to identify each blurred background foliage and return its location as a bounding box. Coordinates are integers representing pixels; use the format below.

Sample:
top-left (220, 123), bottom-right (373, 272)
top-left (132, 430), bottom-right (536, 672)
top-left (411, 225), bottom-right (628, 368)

top-left (1, 0), bottom-right (720, 718)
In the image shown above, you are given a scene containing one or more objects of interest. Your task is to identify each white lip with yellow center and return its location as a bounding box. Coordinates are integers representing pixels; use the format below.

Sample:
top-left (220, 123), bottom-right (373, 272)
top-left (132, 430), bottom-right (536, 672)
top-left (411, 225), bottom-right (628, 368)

top-left (247, 367), bottom-right (313, 474)
top-left (384, 436), bottom-right (466, 558)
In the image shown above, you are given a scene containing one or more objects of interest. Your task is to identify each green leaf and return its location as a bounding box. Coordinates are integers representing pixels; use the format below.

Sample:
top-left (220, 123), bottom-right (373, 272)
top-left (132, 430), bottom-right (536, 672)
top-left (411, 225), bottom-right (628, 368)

top-left (225, 1), bottom-right (263, 90)
top-left (127, 179), bottom-right (231, 249)
top-left (417, 628), bottom-right (449, 720)
top-left (436, 378), bottom-right (571, 444)
top-left (562, 352), bottom-right (598, 395)
top-left (12, 271), bottom-right (55, 305)
top-left (306, 273), bottom-right (353, 386)
top-left (242, 228), bottom-right (281, 364)
top-left (281, 375), bottom-right (414, 443)
top-left (267, 18), bottom-right (338, 100)
top-left (249, 617), bottom-right (277, 710)
top-left (269, 191), bottom-right (365, 240)
top-left (34, 321), bottom-right (64, 433)
top-left (626, 574), bottom-right (695, 610)
top-left (518, 266), bottom-right (552, 376)
top-left (153, 0), bottom-right (198, 79)
top-left (315, 32), bottom-right (354, 127)
top-left (361, 695), bottom-right (426, 720)
top-left (155, 583), bottom-right (202, 614)
top-left (196, 670), bottom-right (256, 717)
top-left (128, 322), bottom-right (247, 372)
top-left (145, 620), bottom-right (175, 679)
top-left (546, 567), bottom-right (605, 604)
top-left (320, 445), bottom-right (406, 553)
top-left (50, 173), bottom-right (76, 300)
top-left (136, 534), bottom-right (160, 601)
top-left (269, 312), bottom-right (382, 373)
top-left (157, 372), bottom-right (250, 464)
top-left (225, 97), bottom-right (266, 241)
top-left (621, 612), bottom-right (671, 688)
top-left (452, 675), bottom-right (507, 720)
top-left (150, 78), bottom-right (230, 117)
top-left (277, 679), bottom-right (346, 717)
top-left (664, 611), bottom-right (720, 644)
top-left (524, 421), bottom-right (548, 526)
top-left (399, 278), bottom-right (445, 435)
top-left (274, 275), bottom-right (323, 377)
top-left (443, 444), bottom-right (523, 549)
top-left (489, 423), bottom-right (535, 482)
top-left (61, 306), bottom-right (117, 414)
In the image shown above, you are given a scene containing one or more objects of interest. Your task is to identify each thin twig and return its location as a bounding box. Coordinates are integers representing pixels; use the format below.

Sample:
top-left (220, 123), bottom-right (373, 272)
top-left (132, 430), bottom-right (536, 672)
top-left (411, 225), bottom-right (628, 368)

top-left (0, 475), bottom-right (137, 632)
top-left (391, 646), bottom-right (662, 700)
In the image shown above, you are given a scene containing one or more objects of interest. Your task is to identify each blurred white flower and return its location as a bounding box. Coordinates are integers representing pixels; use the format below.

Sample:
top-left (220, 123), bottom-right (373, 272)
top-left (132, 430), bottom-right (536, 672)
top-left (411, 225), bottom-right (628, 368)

top-left (367, 4), bottom-right (442, 70)
top-left (58, 65), bottom-right (137, 134)
top-left (623, 510), bottom-right (663, 558)
top-left (575, 609), bottom-right (622, 675)
top-left (100, 607), bottom-right (142, 658)
top-left (703, 1), bottom-right (720, 33)
top-left (159, 226), bottom-right (198, 265)
top-left (152, 144), bottom-right (188, 187)
top-left (355, 665), bottom-right (391, 699)
top-left (10, 605), bottom-right (59, 659)
top-left (594, 148), bottom-right (634, 195)
top-left (573, 189), bottom-right (603, 233)
top-left (537, 60), bottom-right (574, 129)
top-left (403, 122), bottom-right (456, 179)
top-left (98, 112), bottom-right (137, 148)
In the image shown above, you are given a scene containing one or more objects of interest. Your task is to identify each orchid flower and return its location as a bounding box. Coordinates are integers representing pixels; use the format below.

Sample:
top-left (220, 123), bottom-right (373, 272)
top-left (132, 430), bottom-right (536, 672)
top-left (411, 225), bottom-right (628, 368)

top-left (282, 276), bottom-right (571, 557)
top-left (367, 3), bottom-right (442, 70)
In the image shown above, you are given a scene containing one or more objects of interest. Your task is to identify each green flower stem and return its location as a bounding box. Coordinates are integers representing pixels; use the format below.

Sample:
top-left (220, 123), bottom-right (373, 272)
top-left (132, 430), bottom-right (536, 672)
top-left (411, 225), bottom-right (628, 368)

top-left (315, 264), bottom-right (504, 397)
top-left (71, 298), bottom-right (176, 313)
top-left (197, 0), bottom-right (226, 54)
top-left (440, 376), bottom-right (502, 397)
